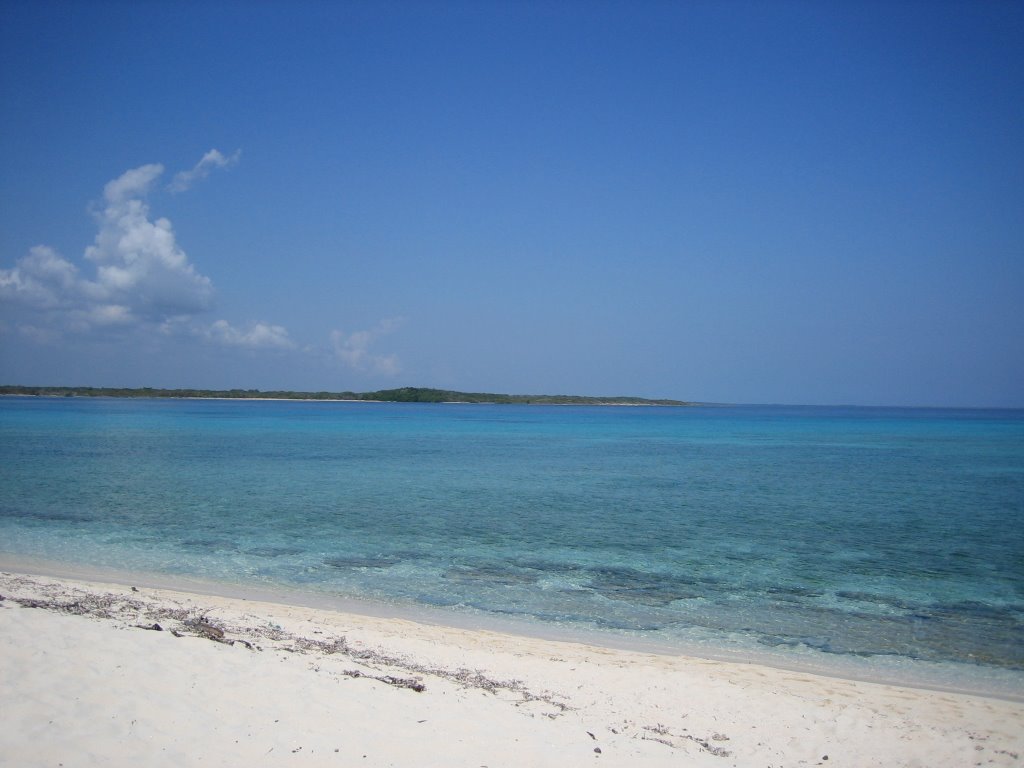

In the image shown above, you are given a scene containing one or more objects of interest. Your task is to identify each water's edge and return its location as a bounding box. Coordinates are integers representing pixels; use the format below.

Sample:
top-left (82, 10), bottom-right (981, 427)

top-left (4, 552), bottom-right (1020, 704)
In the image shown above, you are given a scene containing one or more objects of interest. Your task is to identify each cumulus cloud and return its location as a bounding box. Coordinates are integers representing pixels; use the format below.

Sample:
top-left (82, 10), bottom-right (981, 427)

top-left (0, 152), bottom-right (240, 340)
top-left (83, 164), bottom-right (214, 320)
top-left (104, 163), bottom-right (165, 204)
top-left (76, 303), bottom-right (134, 329)
top-left (169, 149), bottom-right (241, 193)
top-left (0, 245), bottom-right (80, 310)
top-left (2, 151), bottom-right (406, 378)
top-left (331, 318), bottom-right (403, 375)
top-left (206, 320), bottom-right (295, 350)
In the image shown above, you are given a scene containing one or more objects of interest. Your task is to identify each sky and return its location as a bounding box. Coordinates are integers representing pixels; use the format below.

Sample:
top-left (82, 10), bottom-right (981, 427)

top-left (1, 1), bottom-right (1022, 407)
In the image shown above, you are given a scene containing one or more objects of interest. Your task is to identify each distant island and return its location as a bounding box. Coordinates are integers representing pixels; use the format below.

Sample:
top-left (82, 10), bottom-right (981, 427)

top-left (0, 385), bottom-right (690, 406)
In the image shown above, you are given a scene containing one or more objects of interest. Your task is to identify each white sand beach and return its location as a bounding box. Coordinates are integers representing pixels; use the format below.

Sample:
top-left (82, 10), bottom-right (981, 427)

top-left (1, 569), bottom-right (1021, 768)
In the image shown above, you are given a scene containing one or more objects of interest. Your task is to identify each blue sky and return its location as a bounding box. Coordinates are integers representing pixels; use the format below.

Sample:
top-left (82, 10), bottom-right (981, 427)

top-left (1, 1), bottom-right (1022, 406)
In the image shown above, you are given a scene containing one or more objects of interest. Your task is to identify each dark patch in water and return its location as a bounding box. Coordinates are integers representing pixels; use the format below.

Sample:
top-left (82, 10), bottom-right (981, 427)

top-left (513, 559), bottom-right (587, 575)
top-left (593, 616), bottom-right (665, 631)
top-left (444, 565), bottom-right (540, 586)
top-left (388, 549), bottom-right (431, 562)
top-left (584, 565), bottom-right (703, 606)
top-left (745, 606), bottom-right (1024, 669)
top-left (107, 534), bottom-right (163, 545)
top-left (834, 590), bottom-right (917, 610)
top-left (927, 600), bottom-right (1022, 623)
top-left (246, 546), bottom-right (305, 557)
top-left (766, 585), bottom-right (825, 600)
top-left (323, 555), bottom-right (400, 569)
top-left (2, 506), bottom-right (93, 523)
top-left (757, 634), bottom-right (838, 654)
top-left (180, 538), bottom-right (238, 552)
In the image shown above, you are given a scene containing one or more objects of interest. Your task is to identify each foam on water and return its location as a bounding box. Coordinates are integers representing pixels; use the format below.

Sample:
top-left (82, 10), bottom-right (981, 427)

top-left (1, 397), bottom-right (1022, 696)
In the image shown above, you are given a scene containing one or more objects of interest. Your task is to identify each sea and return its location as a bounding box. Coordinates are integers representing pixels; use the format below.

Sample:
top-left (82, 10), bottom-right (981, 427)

top-left (1, 396), bottom-right (1022, 698)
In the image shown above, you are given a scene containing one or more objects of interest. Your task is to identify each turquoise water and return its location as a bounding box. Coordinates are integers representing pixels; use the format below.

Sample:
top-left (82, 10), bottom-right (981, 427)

top-left (2, 397), bottom-right (1022, 690)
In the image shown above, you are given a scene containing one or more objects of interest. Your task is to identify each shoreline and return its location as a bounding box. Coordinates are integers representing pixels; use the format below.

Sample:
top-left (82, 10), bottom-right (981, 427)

top-left (1, 567), bottom-right (1022, 767)
top-left (0, 393), bottom-right (690, 406)
top-left (3, 553), bottom-right (1021, 704)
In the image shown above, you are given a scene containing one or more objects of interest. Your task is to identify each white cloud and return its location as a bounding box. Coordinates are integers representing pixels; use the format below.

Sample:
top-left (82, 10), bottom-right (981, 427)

top-left (0, 152), bottom-right (399, 376)
top-left (330, 318), bottom-right (403, 375)
top-left (77, 303), bottom-right (134, 328)
top-left (103, 163), bottom-right (164, 204)
top-left (169, 149), bottom-right (241, 193)
top-left (83, 164), bottom-right (214, 319)
top-left (2, 162), bottom-right (216, 333)
top-left (207, 320), bottom-right (295, 350)
top-left (0, 245), bottom-right (80, 309)
top-left (2, 156), bottom-right (235, 340)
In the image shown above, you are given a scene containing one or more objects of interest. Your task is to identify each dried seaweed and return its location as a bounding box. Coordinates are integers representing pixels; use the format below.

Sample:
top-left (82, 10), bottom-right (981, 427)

top-left (0, 574), bottom-right (570, 710)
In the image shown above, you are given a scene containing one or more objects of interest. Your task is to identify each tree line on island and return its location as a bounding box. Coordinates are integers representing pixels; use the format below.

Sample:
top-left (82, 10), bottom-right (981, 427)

top-left (0, 385), bottom-right (690, 406)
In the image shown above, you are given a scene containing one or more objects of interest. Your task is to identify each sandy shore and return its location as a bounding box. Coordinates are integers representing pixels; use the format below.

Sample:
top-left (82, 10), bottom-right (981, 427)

top-left (1, 570), bottom-right (1021, 767)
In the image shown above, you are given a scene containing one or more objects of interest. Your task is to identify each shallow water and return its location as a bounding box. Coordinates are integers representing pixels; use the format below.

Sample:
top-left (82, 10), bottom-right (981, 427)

top-left (2, 397), bottom-right (1022, 692)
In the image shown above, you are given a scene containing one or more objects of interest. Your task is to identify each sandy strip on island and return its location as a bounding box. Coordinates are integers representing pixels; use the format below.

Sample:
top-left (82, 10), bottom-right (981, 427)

top-left (0, 570), bottom-right (1021, 768)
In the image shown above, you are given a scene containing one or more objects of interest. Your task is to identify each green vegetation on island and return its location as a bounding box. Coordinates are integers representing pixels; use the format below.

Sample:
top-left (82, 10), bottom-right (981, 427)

top-left (0, 385), bottom-right (689, 406)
